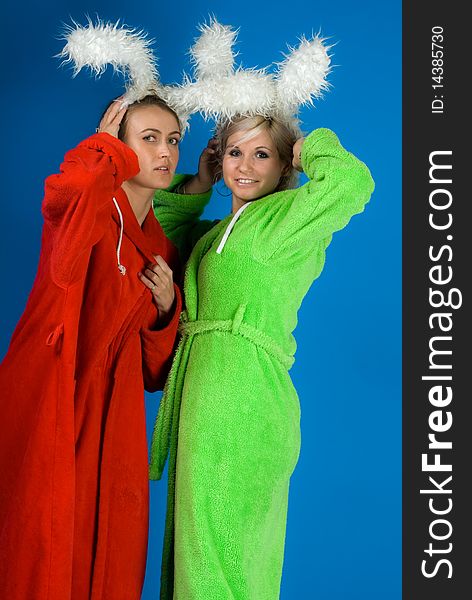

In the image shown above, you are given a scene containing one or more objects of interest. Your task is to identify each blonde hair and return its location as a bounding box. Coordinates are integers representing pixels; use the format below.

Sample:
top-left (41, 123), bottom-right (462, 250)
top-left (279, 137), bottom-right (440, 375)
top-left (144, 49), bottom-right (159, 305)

top-left (215, 115), bottom-right (299, 191)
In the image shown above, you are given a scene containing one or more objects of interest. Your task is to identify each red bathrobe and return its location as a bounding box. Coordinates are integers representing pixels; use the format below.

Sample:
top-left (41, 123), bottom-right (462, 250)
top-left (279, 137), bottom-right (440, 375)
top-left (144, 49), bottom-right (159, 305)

top-left (0, 133), bottom-right (182, 599)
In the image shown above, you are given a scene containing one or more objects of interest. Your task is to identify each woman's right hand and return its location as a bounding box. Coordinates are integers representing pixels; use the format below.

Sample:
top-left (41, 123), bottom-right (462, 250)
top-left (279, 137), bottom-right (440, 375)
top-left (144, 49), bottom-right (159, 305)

top-left (96, 97), bottom-right (127, 138)
top-left (181, 139), bottom-right (220, 194)
top-left (197, 138), bottom-right (220, 188)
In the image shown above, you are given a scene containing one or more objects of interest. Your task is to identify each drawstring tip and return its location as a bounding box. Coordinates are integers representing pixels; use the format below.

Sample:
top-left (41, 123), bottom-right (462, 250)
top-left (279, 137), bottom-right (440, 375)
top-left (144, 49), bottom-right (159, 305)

top-left (118, 265), bottom-right (127, 276)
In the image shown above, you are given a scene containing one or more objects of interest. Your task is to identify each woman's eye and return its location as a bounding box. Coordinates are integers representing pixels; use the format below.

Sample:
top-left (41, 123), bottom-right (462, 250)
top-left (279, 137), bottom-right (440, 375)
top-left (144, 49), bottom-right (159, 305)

top-left (169, 138), bottom-right (180, 146)
top-left (256, 151), bottom-right (269, 159)
top-left (143, 135), bottom-right (156, 142)
top-left (229, 149), bottom-right (241, 157)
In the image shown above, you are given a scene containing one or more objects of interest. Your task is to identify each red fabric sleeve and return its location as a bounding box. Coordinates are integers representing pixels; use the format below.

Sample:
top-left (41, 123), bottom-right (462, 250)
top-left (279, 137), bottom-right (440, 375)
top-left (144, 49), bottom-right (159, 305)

top-left (141, 284), bottom-right (182, 392)
top-left (42, 133), bottom-right (139, 287)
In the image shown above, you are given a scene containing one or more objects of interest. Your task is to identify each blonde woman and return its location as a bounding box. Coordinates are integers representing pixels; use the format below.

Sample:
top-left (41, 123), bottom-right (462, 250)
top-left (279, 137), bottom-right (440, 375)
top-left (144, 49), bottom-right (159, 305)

top-left (150, 114), bottom-right (375, 599)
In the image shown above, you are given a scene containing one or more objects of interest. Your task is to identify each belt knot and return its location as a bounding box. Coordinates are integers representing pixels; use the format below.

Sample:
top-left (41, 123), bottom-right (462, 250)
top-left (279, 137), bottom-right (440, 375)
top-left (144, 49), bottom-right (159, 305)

top-left (231, 304), bottom-right (246, 334)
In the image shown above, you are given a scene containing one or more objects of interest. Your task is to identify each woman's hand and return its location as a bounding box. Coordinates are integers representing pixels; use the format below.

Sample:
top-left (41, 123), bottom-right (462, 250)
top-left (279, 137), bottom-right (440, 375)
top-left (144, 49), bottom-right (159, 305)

top-left (292, 138), bottom-right (305, 173)
top-left (180, 139), bottom-right (220, 194)
top-left (197, 138), bottom-right (220, 188)
top-left (96, 97), bottom-right (127, 138)
top-left (139, 255), bottom-right (175, 324)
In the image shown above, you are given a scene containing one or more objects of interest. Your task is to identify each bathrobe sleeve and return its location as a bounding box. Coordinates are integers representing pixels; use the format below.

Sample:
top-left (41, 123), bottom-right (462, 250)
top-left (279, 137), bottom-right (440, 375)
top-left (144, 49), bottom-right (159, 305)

top-left (253, 128), bottom-right (375, 262)
top-left (139, 223), bottom-right (183, 391)
top-left (153, 176), bottom-right (215, 262)
top-left (140, 283), bottom-right (183, 392)
top-left (42, 132), bottom-right (139, 287)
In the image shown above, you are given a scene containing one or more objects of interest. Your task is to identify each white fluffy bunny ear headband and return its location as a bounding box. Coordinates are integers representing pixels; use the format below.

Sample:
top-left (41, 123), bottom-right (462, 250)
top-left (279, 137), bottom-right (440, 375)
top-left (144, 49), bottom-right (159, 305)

top-left (57, 18), bottom-right (189, 129)
top-left (163, 18), bottom-right (333, 136)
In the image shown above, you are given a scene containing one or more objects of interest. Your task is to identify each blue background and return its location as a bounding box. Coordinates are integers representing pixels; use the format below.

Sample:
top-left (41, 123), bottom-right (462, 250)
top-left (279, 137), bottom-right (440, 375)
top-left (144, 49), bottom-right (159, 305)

top-left (0, 1), bottom-right (401, 598)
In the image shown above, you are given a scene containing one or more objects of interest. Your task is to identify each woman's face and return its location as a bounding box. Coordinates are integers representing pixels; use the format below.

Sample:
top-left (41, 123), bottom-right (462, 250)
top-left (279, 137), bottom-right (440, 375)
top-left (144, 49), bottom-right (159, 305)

top-left (222, 128), bottom-right (286, 204)
top-left (123, 105), bottom-right (180, 190)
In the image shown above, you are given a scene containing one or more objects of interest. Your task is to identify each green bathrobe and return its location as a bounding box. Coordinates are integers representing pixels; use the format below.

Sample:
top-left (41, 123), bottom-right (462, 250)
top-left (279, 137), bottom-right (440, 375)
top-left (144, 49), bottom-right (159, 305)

top-left (150, 128), bottom-right (375, 599)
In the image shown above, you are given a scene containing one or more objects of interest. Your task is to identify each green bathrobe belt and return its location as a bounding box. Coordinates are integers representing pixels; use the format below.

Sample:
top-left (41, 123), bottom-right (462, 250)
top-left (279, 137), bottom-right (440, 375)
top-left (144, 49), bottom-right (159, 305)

top-left (149, 128), bottom-right (375, 598)
top-left (150, 304), bottom-right (294, 479)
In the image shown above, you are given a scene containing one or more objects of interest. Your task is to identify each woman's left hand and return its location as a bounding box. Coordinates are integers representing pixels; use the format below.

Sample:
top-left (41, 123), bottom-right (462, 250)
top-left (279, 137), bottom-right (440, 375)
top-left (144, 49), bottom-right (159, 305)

top-left (292, 138), bottom-right (305, 172)
top-left (139, 255), bottom-right (175, 323)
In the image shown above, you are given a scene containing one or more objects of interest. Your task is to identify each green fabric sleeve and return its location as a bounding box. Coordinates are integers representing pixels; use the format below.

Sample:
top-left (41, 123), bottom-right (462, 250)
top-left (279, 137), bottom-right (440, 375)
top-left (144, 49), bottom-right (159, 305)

top-left (253, 128), bottom-right (375, 261)
top-left (153, 175), bottom-right (216, 262)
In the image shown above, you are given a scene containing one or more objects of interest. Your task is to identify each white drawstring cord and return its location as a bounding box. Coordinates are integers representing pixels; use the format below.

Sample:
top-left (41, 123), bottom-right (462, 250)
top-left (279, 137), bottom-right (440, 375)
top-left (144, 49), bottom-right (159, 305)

top-left (112, 197), bottom-right (127, 275)
top-left (216, 202), bottom-right (253, 255)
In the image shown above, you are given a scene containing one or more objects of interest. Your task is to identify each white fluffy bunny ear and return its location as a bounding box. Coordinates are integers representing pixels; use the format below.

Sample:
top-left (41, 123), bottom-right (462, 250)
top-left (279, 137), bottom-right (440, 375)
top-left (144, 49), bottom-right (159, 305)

top-left (58, 18), bottom-right (160, 105)
top-left (166, 20), bottom-right (333, 132)
top-left (190, 18), bottom-right (237, 79)
top-left (164, 18), bottom-right (276, 121)
top-left (164, 67), bottom-right (275, 122)
top-left (275, 35), bottom-right (332, 116)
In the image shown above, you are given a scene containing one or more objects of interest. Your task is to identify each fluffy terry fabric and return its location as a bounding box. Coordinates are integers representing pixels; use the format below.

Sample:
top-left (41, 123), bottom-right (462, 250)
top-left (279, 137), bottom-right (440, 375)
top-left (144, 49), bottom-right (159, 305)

top-left (0, 133), bottom-right (181, 600)
top-left (150, 128), bottom-right (375, 600)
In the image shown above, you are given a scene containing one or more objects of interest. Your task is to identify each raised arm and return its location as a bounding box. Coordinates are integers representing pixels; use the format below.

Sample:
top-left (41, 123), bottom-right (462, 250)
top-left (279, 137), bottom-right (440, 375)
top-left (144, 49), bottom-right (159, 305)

top-left (153, 139), bottom-right (220, 262)
top-left (254, 128), bottom-right (375, 261)
top-left (43, 101), bottom-right (138, 286)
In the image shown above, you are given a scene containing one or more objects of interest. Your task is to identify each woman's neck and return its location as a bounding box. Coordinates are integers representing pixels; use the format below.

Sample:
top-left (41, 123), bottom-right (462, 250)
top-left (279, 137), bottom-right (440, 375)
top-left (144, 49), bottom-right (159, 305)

top-left (121, 181), bottom-right (155, 226)
top-left (232, 195), bottom-right (249, 214)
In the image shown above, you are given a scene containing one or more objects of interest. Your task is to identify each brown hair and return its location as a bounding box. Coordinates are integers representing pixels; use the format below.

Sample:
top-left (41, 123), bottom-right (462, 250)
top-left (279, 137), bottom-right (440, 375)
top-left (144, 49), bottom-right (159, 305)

top-left (99, 94), bottom-right (181, 141)
top-left (215, 115), bottom-right (299, 192)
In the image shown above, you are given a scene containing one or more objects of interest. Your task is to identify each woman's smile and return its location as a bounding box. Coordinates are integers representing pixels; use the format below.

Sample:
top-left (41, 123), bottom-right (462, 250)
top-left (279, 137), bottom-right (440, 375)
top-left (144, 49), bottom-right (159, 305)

top-left (234, 177), bottom-right (259, 186)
